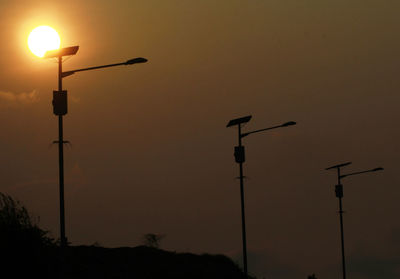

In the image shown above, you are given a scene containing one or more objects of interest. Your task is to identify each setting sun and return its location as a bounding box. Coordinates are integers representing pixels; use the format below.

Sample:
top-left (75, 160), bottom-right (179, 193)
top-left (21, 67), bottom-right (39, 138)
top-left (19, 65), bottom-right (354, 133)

top-left (28, 26), bottom-right (60, 57)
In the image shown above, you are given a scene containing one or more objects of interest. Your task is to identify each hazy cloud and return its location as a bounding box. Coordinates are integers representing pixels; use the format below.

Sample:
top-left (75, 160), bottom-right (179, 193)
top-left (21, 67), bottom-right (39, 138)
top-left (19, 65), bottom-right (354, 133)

top-left (347, 231), bottom-right (400, 279)
top-left (349, 255), bottom-right (400, 279)
top-left (0, 90), bottom-right (39, 104)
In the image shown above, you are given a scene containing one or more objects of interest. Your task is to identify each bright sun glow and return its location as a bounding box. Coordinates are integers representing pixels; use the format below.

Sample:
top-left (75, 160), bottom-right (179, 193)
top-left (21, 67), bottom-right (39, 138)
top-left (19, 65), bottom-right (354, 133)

top-left (28, 26), bottom-right (60, 57)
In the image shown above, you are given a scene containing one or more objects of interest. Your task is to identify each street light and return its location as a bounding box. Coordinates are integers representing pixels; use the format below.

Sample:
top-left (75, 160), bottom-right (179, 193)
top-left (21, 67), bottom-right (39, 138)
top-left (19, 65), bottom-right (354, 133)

top-left (226, 115), bottom-right (296, 278)
top-left (325, 162), bottom-right (383, 279)
top-left (43, 46), bottom-right (147, 247)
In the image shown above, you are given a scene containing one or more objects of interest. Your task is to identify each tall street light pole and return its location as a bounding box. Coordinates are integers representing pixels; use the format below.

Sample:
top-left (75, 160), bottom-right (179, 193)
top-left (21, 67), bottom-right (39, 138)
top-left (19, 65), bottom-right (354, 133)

top-left (226, 115), bottom-right (296, 278)
top-left (44, 46), bottom-right (147, 247)
top-left (325, 162), bottom-right (383, 279)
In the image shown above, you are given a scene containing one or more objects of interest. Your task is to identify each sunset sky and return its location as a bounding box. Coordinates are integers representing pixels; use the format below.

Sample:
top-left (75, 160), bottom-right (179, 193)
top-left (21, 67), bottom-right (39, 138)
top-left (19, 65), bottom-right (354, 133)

top-left (1, 1), bottom-right (400, 278)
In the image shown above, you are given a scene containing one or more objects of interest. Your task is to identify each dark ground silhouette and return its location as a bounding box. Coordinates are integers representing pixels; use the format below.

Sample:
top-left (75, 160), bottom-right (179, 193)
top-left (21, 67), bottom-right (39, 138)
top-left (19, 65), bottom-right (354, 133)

top-left (0, 192), bottom-right (249, 278)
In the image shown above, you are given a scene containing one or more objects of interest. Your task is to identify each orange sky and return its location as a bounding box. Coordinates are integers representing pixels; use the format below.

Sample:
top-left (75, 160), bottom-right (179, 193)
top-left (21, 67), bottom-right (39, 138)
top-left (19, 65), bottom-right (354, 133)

top-left (1, 1), bottom-right (400, 278)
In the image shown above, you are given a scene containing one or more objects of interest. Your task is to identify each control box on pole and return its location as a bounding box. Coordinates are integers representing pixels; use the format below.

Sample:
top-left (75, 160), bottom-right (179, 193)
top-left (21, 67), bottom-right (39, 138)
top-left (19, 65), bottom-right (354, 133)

top-left (53, 90), bottom-right (68, 115)
top-left (335, 184), bottom-right (343, 198)
top-left (234, 146), bottom-right (245, 163)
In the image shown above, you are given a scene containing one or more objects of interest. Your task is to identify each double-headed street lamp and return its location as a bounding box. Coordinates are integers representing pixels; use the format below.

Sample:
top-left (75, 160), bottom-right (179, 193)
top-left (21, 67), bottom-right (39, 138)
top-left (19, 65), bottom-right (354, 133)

top-left (44, 45), bottom-right (147, 247)
top-left (325, 162), bottom-right (383, 279)
top-left (226, 115), bottom-right (296, 278)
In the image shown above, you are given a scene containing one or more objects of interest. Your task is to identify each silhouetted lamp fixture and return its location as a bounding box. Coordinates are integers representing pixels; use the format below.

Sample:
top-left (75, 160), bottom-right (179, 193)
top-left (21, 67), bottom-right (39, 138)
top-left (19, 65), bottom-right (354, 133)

top-left (43, 45), bottom-right (147, 248)
top-left (226, 115), bottom-right (296, 278)
top-left (325, 162), bottom-right (383, 279)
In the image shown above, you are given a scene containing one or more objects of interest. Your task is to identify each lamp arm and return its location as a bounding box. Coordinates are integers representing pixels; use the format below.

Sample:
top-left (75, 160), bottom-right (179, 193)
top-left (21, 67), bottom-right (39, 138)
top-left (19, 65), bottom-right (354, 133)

top-left (62, 62), bottom-right (127, 78)
top-left (241, 125), bottom-right (288, 138)
top-left (340, 168), bottom-right (383, 179)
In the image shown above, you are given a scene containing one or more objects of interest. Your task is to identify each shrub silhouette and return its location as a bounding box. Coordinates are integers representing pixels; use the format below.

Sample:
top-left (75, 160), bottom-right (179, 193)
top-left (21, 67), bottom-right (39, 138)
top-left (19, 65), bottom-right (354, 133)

top-left (0, 192), bottom-right (54, 247)
top-left (0, 193), bottom-right (55, 276)
top-left (142, 233), bottom-right (165, 248)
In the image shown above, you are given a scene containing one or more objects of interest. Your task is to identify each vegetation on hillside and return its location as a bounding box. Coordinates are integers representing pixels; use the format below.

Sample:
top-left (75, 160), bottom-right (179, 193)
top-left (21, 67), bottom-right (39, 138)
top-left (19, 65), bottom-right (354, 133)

top-left (0, 193), bottom-right (56, 277)
top-left (0, 192), bottom-right (248, 278)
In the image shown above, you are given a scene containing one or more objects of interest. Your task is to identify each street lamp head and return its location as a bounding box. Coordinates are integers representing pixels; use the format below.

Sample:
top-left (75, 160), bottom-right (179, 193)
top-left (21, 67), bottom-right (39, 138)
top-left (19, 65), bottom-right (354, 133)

top-left (125, 57), bottom-right (148, 65)
top-left (227, 115), bottom-right (252, 127)
top-left (44, 46), bottom-right (79, 58)
top-left (281, 121), bottom-right (296, 127)
top-left (326, 162), bottom-right (352, 171)
top-left (372, 167), bottom-right (384, 172)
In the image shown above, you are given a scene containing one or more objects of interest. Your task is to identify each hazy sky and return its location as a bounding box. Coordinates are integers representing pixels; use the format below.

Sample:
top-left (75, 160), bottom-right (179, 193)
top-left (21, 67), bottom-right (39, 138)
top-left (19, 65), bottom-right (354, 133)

top-left (1, 1), bottom-right (400, 278)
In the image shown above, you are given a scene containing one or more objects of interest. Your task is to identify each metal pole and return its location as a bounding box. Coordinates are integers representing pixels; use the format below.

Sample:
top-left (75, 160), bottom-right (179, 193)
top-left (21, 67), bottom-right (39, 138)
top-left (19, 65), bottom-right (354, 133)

top-left (58, 56), bottom-right (67, 248)
top-left (338, 196), bottom-right (346, 279)
top-left (337, 169), bottom-right (346, 279)
top-left (238, 125), bottom-right (248, 278)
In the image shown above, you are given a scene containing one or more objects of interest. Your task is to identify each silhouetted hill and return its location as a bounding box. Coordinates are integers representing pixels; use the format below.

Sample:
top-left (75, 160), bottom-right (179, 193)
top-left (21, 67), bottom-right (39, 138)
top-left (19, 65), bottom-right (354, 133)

top-left (6, 243), bottom-right (249, 278)
top-left (56, 245), bottom-right (247, 279)
top-left (1, 193), bottom-right (249, 278)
